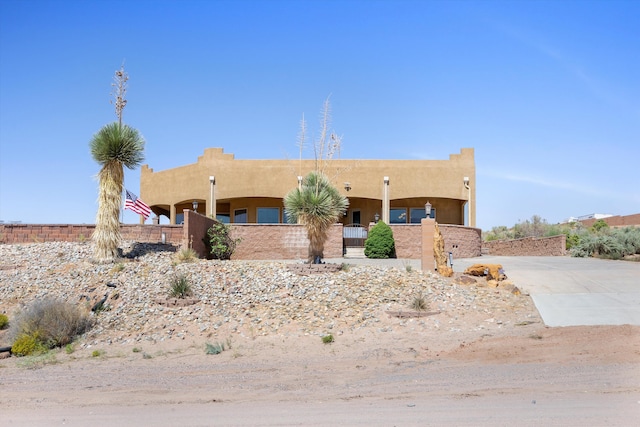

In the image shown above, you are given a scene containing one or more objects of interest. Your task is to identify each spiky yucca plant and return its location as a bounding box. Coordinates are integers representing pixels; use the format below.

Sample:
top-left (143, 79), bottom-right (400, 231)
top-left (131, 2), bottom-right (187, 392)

top-left (284, 171), bottom-right (348, 263)
top-left (90, 122), bottom-right (145, 262)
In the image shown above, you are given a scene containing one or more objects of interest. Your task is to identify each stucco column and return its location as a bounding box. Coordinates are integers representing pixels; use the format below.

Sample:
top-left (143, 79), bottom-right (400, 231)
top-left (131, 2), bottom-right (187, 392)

top-left (170, 205), bottom-right (177, 225)
top-left (421, 218), bottom-right (435, 272)
top-left (382, 176), bottom-right (390, 224)
top-left (209, 176), bottom-right (216, 218)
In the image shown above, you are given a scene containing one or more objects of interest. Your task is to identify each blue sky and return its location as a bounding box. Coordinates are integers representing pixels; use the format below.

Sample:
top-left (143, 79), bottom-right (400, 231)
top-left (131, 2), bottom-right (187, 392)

top-left (1, 0), bottom-right (638, 230)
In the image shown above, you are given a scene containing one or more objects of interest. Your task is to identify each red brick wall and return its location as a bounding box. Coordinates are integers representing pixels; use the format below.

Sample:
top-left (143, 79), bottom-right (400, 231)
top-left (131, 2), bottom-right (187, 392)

top-left (230, 223), bottom-right (343, 260)
top-left (182, 210), bottom-right (217, 257)
top-left (439, 224), bottom-right (483, 258)
top-left (483, 235), bottom-right (566, 256)
top-left (0, 224), bottom-right (183, 245)
top-left (389, 224), bottom-right (481, 259)
top-left (580, 213), bottom-right (640, 228)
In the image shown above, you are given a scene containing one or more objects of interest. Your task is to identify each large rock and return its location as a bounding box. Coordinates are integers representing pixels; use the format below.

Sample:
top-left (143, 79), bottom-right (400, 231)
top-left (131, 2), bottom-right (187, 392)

top-left (463, 264), bottom-right (505, 281)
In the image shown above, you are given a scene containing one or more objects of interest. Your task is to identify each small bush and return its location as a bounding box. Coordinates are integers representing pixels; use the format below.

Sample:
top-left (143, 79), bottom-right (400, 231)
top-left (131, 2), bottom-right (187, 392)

top-left (8, 298), bottom-right (93, 351)
top-left (0, 313), bottom-right (8, 329)
top-left (204, 222), bottom-right (241, 260)
top-left (364, 221), bottom-right (395, 259)
top-left (322, 334), bottom-right (334, 344)
top-left (170, 274), bottom-right (193, 298)
top-left (11, 332), bottom-right (47, 357)
top-left (205, 342), bottom-right (225, 355)
top-left (175, 248), bottom-right (198, 263)
top-left (92, 349), bottom-right (103, 357)
top-left (410, 295), bottom-right (429, 312)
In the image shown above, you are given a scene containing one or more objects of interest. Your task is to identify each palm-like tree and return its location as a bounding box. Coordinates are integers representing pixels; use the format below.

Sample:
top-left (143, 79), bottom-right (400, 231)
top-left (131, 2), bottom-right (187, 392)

top-left (284, 171), bottom-right (348, 263)
top-left (90, 122), bottom-right (145, 262)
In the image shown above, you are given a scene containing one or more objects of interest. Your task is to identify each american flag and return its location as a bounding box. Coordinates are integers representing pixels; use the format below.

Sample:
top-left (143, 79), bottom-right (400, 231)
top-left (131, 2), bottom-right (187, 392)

top-left (124, 190), bottom-right (152, 219)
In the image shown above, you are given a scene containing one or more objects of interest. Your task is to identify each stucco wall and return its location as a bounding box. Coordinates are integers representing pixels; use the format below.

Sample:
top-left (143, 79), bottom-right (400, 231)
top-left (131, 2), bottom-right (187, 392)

top-left (483, 235), bottom-right (566, 256)
top-left (0, 224), bottom-right (183, 245)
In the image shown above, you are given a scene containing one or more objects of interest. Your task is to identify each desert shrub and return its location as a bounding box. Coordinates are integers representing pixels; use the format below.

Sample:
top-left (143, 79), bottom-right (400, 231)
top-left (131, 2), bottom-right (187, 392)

top-left (364, 221), bottom-right (395, 259)
top-left (205, 222), bottom-right (241, 260)
top-left (205, 342), bottom-right (225, 355)
top-left (170, 274), bottom-right (193, 298)
top-left (321, 334), bottom-right (334, 344)
top-left (590, 219), bottom-right (609, 233)
top-left (11, 332), bottom-right (47, 356)
top-left (8, 298), bottom-right (93, 351)
top-left (175, 248), bottom-right (198, 263)
top-left (0, 313), bottom-right (8, 329)
top-left (410, 295), bottom-right (428, 312)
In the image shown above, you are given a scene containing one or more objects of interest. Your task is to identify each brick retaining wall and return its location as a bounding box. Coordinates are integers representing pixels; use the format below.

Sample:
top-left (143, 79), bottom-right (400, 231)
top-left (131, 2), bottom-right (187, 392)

top-left (0, 224), bottom-right (183, 245)
top-left (482, 235), bottom-right (566, 256)
top-left (389, 224), bottom-right (481, 259)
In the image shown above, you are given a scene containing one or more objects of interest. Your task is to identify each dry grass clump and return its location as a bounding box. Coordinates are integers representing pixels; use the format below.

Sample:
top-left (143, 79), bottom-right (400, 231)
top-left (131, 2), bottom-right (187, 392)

top-left (8, 298), bottom-right (94, 355)
top-left (175, 248), bottom-right (198, 263)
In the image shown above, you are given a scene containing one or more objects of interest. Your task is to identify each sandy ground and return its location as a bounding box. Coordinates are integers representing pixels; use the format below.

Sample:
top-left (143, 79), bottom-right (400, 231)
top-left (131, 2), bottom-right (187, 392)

top-left (2, 312), bottom-right (639, 426)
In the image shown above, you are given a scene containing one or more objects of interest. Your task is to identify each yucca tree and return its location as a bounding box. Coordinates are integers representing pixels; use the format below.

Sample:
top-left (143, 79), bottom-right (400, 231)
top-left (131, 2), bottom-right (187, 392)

top-left (284, 171), bottom-right (348, 263)
top-left (90, 122), bottom-right (145, 262)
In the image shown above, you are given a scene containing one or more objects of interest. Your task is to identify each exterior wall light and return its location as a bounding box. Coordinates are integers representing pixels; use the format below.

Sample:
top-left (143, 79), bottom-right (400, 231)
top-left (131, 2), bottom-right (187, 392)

top-left (374, 213), bottom-right (380, 223)
top-left (192, 200), bottom-right (198, 212)
top-left (344, 182), bottom-right (351, 192)
top-left (425, 201), bottom-right (432, 216)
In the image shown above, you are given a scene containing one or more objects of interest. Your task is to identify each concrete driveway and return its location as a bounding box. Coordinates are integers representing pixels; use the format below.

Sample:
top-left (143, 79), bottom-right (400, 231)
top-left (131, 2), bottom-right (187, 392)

top-left (455, 256), bottom-right (640, 327)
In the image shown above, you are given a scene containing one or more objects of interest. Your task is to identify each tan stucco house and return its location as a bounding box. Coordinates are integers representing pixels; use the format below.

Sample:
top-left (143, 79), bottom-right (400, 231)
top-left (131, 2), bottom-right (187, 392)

top-left (140, 147), bottom-right (476, 227)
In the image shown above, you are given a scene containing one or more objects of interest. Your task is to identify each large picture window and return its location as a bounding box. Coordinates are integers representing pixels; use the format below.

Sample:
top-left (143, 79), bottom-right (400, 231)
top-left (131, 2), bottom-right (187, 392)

top-left (234, 208), bottom-right (247, 223)
top-left (390, 208), bottom-right (407, 224)
top-left (216, 213), bottom-right (230, 223)
top-left (257, 207), bottom-right (279, 224)
top-left (410, 208), bottom-right (426, 224)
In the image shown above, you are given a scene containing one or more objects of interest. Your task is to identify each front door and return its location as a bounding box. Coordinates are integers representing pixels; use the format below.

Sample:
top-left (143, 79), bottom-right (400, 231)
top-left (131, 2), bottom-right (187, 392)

top-left (352, 210), bottom-right (361, 225)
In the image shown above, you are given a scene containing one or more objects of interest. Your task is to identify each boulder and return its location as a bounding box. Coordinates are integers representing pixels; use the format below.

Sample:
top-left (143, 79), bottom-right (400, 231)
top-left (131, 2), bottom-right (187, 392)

top-left (463, 264), bottom-right (505, 281)
top-left (455, 275), bottom-right (477, 285)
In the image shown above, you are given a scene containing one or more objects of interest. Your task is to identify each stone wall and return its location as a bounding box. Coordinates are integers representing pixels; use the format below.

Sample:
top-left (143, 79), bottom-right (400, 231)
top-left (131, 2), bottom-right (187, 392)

top-left (483, 235), bottom-right (566, 256)
top-left (0, 223), bottom-right (183, 245)
top-left (579, 213), bottom-right (640, 228)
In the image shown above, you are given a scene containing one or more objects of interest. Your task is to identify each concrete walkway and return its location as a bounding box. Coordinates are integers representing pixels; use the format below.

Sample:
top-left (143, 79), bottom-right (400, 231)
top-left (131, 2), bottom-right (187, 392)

top-left (454, 256), bottom-right (640, 327)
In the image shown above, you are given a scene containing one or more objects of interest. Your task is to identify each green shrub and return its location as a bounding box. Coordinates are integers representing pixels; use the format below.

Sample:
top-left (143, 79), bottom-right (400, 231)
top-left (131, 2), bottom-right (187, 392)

top-left (205, 342), bottom-right (225, 355)
top-left (204, 222), bottom-right (241, 260)
top-left (322, 334), bottom-right (334, 344)
top-left (0, 313), bottom-right (8, 329)
top-left (590, 219), bottom-right (609, 233)
top-left (11, 332), bottom-right (47, 357)
top-left (364, 221), bottom-right (395, 259)
top-left (170, 274), bottom-right (193, 298)
top-left (8, 298), bottom-right (93, 350)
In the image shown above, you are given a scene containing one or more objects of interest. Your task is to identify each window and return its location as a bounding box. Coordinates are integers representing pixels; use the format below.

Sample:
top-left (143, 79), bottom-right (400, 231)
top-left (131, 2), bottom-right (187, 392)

top-left (410, 208), bottom-right (426, 224)
top-left (216, 213), bottom-right (230, 223)
top-left (234, 208), bottom-right (247, 223)
top-left (257, 207), bottom-right (279, 224)
top-left (390, 208), bottom-right (407, 224)
top-left (175, 213), bottom-right (184, 225)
